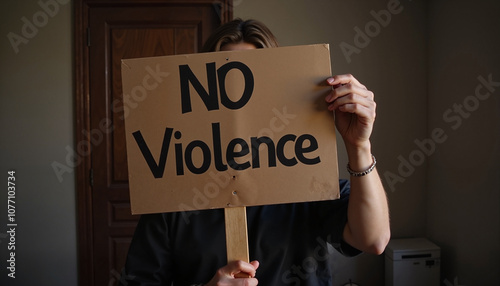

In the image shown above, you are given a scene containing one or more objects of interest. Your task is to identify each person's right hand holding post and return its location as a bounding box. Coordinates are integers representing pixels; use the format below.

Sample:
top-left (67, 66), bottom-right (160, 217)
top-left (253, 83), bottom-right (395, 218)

top-left (205, 260), bottom-right (260, 286)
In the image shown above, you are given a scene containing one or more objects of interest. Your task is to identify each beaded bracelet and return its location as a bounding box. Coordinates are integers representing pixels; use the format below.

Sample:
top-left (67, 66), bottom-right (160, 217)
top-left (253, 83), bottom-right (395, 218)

top-left (347, 155), bottom-right (377, 177)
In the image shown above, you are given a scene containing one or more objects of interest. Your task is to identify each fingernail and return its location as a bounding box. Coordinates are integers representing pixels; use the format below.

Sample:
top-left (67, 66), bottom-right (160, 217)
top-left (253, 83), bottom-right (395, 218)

top-left (326, 94), bottom-right (332, 102)
top-left (327, 78), bottom-right (334, 84)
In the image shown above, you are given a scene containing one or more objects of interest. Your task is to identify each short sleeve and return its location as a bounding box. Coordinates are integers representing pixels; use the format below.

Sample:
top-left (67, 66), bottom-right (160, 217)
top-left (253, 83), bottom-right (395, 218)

top-left (315, 179), bottom-right (362, 257)
top-left (119, 213), bottom-right (173, 286)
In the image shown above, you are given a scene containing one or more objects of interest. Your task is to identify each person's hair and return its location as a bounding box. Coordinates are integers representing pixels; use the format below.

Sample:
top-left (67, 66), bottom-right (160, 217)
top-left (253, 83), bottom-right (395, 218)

top-left (201, 18), bottom-right (279, 52)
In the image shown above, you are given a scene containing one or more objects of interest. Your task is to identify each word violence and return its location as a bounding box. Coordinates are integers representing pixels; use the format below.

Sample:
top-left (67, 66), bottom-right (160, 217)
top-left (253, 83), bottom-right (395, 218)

top-left (133, 123), bottom-right (320, 178)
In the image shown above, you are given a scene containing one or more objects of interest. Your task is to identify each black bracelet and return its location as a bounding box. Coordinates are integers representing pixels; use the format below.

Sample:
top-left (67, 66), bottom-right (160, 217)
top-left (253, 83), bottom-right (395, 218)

top-left (347, 155), bottom-right (376, 177)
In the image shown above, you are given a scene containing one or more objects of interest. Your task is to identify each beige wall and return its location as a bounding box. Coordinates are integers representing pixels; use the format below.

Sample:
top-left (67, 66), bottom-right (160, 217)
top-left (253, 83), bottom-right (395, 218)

top-left (0, 0), bottom-right (498, 285)
top-left (427, 0), bottom-right (500, 284)
top-left (0, 0), bottom-right (76, 285)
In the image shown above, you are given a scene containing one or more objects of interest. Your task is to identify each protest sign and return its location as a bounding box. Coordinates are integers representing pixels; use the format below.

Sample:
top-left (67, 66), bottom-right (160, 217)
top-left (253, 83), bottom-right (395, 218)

top-left (121, 44), bottom-right (339, 215)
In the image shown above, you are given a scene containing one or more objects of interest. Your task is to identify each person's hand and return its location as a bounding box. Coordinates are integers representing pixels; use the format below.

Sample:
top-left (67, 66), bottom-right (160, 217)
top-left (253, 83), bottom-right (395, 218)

top-left (205, 260), bottom-right (259, 286)
top-left (325, 74), bottom-right (376, 150)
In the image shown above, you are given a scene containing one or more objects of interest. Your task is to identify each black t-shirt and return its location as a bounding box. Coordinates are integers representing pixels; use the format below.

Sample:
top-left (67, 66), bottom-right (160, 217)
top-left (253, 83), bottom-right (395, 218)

top-left (120, 179), bottom-right (360, 286)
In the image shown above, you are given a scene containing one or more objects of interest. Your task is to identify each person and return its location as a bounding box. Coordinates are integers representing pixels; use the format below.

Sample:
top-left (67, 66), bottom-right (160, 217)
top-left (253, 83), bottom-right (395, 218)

top-left (119, 18), bottom-right (390, 286)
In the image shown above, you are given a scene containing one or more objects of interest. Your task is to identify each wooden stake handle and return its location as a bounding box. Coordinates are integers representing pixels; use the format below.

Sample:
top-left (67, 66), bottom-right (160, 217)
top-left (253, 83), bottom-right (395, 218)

top-left (224, 206), bottom-right (249, 262)
top-left (224, 206), bottom-right (250, 278)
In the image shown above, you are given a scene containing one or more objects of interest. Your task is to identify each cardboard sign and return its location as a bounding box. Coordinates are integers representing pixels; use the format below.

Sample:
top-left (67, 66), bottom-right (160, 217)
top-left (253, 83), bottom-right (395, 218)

top-left (121, 44), bottom-right (340, 215)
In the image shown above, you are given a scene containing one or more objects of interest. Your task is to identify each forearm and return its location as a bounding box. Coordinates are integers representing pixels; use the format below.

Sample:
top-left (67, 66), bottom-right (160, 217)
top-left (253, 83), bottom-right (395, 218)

top-left (342, 142), bottom-right (390, 255)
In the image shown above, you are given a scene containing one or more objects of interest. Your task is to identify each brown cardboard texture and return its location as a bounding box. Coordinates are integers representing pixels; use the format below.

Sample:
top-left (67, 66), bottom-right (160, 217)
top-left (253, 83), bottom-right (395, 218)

top-left (121, 44), bottom-right (340, 215)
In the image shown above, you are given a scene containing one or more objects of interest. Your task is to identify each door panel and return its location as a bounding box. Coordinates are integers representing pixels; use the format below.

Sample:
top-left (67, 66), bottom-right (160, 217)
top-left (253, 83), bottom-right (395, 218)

top-left (76, 1), bottom-right (232, 284)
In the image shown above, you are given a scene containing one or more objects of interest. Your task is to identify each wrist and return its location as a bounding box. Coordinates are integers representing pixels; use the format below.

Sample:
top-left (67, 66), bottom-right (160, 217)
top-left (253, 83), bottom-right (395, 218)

top-left (345, 141), bottom-right (372, 171)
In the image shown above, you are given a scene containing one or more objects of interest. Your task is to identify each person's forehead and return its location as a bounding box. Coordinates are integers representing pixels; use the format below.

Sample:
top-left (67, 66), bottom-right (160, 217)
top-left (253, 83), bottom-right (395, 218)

top-left (220, 42), bottom-right (257, 51)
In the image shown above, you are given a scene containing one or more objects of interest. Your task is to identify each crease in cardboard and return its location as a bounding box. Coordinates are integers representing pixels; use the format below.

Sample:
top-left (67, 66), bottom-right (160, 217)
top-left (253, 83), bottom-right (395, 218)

top-left (121, 60), bottom-right (131, 70)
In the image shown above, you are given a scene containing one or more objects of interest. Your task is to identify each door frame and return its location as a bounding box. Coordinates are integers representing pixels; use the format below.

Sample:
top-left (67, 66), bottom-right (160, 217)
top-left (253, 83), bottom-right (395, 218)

top-left (74, 1), bottom-right (233, 284)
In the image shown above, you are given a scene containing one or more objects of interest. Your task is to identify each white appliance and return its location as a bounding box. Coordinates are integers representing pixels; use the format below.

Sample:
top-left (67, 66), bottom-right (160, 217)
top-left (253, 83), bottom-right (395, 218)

top-left (385, 237), bottom-right (440, 286)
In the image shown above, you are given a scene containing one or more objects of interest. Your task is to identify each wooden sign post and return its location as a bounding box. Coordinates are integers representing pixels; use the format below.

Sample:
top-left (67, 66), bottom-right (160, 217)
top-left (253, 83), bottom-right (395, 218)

top-left (121, 44), bottom-right (340, 266)
top-left (225, 206), bottom-right (253, 278)
top-left (225, 206), bottom-right (250, 272)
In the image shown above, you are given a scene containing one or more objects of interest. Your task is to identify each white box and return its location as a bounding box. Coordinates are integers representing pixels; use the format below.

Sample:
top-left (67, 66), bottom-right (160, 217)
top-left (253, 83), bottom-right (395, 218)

top-left (385, 238), bottom-right (440, 286)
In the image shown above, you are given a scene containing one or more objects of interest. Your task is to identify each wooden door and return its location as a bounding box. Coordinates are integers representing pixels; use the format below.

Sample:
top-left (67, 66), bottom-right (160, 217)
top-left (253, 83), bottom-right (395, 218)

top-left (75, 1), bottom-right (232, 285)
